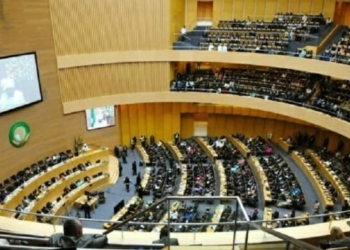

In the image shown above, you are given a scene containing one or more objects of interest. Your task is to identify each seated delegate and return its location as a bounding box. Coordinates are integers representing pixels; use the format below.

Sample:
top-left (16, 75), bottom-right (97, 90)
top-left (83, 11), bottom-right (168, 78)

top-left (152, 226), bottom-right (179, 246)
top-left (50, 218), bottom-right (108, 248)
top-left (320, 226), bottom-right (350, 249)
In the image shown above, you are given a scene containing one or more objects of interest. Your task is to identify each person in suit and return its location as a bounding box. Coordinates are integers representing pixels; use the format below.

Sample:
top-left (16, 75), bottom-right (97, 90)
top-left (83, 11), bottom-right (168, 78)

top-left (81, 201), bottom-right (91, 219)
top-left (124, 177), bottom-right (131, 192)
top-left (136, 173), bottom-right (141, 187)
top-left (136, 185), bottom-right (144, 199)
top-left (114, 146), bottom-right (120, 158)
top-left (122, 145), bottom-right (128, 157)
top-left (152, 226), bottom-right (179, 246)
top-left (50, 218), bottom-right (108, 248)
top-left (119, 163), bottom-right (123, 177)
top-left (132, 161), bottom-right (137, 176)
top-left (122, 151), bottom-right (127, 164)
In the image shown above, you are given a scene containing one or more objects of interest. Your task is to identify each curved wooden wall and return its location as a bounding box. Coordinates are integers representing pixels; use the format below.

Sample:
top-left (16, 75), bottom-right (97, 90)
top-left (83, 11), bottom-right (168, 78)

top-left (49, 0), bottom-right (169, 55)
top-left (63, 92), bottom-right (350, 141)
top-left (0, 0), bottom-right (119, 183)
top-left (119, 103), bottom-right (349, 153)
top-left (56, 51), bottom-right (350, 80)
top-left (59, 62), bottom-right (170, 102)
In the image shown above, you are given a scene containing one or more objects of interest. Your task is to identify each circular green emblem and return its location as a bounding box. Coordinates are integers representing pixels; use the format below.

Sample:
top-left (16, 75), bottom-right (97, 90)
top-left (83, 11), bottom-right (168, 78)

top-left (9, 121), bottom-right (31, 147)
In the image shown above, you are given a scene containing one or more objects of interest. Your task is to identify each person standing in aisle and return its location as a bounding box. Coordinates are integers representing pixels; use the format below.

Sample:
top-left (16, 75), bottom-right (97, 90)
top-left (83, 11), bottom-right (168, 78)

top-left (132, 161), bottom-right (137, 176)
top-left (124, 177), bottom-right (131, 192)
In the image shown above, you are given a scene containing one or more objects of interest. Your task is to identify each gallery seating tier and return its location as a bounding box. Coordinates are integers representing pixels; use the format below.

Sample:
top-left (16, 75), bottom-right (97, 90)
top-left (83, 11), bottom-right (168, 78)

top-left (206, 204), bottom-right (225, 233)
top-left (291, 151), bottom-right (334, 209)
top-left (215, 161), bottom-right (227, 197)
top-left (306, 149), bottom-right (350, 206)
top-left (22, 161), bottom-right (108, 221)
top-left (41, 174), bottom-right (109, 225)
top-left (0, 148), bottom-right (109, 217)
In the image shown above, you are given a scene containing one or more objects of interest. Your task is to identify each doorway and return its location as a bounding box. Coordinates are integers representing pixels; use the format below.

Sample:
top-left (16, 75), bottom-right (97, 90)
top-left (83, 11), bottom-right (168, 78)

top-left (197, 1), bottom-right (213, 21)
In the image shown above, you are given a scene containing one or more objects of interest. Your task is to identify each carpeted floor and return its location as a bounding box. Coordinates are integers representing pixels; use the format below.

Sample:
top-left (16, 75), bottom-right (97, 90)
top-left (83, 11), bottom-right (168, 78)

top-left (66, 142), bottom-right (340, 231)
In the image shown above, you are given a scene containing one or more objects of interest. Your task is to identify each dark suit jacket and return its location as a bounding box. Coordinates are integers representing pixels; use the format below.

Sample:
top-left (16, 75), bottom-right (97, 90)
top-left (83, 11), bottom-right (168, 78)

top-left (153, 237), bottom-right (179, 246)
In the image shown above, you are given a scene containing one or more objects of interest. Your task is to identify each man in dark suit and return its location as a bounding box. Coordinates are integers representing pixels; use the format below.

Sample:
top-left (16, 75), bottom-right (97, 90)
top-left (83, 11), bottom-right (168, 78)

top-left (152, 226), bottom-right (179, 246)
top-left (132, 161), bottom-right (137, 176)
top-left (81, 201), bottom-right (91, 219)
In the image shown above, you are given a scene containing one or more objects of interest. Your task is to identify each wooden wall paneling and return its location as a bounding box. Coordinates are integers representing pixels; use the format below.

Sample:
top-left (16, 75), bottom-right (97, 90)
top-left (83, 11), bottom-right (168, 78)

top-left (197, 104), bottom-right (207, 114)
top-left (120, 105), bottom-right (131, 145)
top-left (277, 0), bottom-right (289, 13)
top-left (154, 103), bottom-right (165, 141)
top-left (233, 0), bottom-right (244, 20)
top-left (180, 103), bottom-right (190, 113)
top-left (128, 105), bottom-right (139, 140)
top-left (283, 121), bottom-right (297, 139)
top-left (172, 103), bottom-right (181, 136)
top-left (213, 0), bottom-right (222, 21)
top-left (163, 103), bottom-right (173, 141)
top-left (244, 0), bottom-right (255, 19)
top-left (271, 120), bottom-right (285, 141)
top-left (59, 62), bottom-right (170, 102)
top-left (216, 114), bottom-right (227, 136)
top-left (243, 117), bottom-right (254, 137)
top-left (207, 114), bottom-right (218, 136)
top-left (265, 0), bottom-right (277, 20)
top-left (255, 0), bottom-right (266, 20)
top-left (234, 116), bottom-right (245, 134)
top-left (323, 0), bottom-right (336, 19)
top-left (186, 0), bottom-right (197, 29)
top-left (146, 104), bottom-right (156, 140)
top-left (189, 103), bottom-right (198, 113)
top-left (49, 0), bottom-right (169, 55)
top-left (253, 117), bottom-right (266, 137)
top-left (0, 0), bottom-right (121, 182)
top-left (223, 0), bottom-right (234, 20)
top-left (263, 118), bottom-right (275, 139)
top-left (288, 0), bottom-right (301, 13)
top-left (311, 0), bottom-right (324, 14)
top-left (226, 115), bottom-right (237, 134)
top-left (181, 114), bottom-right (194, 138)
top-left (170, 0), bottom-right (185, 45)
top-left (300, 0), bottom-right (312, 14)
top-left (137, 104), bottom-right (147, 136)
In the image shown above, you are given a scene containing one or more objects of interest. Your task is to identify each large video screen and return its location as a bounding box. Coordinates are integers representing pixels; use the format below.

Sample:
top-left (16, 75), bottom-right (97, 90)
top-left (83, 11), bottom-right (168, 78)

top-left (86, 106), bottom-right (116, 130)
top-left (0, 52), bottom-right (43, 114)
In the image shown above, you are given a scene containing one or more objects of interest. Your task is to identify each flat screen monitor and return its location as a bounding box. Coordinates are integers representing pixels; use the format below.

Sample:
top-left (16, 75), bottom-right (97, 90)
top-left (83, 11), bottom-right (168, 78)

top-left (85, 105), bottom-right (115, 130)
top-left (0, 52), bottom-right (43, 114)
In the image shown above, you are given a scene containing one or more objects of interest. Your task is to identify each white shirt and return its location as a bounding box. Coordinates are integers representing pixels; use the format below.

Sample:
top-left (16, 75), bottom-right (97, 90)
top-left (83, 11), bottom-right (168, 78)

top-left (208, 44), bottom-right (214, 51)
top-left (181, 27), bottom-right (186, 35)
top-left (218, 45), bottom-right (223, 52)
top-left (222, 45), bottom-right (228, 52)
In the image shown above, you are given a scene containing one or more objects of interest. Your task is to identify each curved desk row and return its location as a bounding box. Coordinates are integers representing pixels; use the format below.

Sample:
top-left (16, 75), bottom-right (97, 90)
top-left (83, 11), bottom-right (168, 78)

top-left (21, 161), bottom-right (108, 221)
top-left (48, 174), bottom-right (109, 225)
top-left (228, 137), bottom-right (251, 158)
top-left (152, 201), bottom-right (181, 233)
top-left (166, 141), bottom-right (184, 162)
top-left (104, 196), bottom-right (143, 229)
top-left (278, 138), bottom-right (293, 153)
top-left (177, 165), bottom-right (187, 196)
top-left (0, 149), bottom-right (109, 215)
top-left (196, 137), bottom-right (217, 161)
top-left (136, 145), bottom-right (150, 164)
top-left (306, 149), bottom-right (350, 206)
top-left (206, 204), bottom-right (225, 233)
top-left (291, 151), bottom-right (334, 210)
top-left (215, 161), bottom-right (227, 197)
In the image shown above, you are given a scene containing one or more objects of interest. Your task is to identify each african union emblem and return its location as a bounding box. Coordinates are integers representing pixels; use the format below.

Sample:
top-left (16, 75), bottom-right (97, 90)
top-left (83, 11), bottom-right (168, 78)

top-left (9, 121), bottom-right (31, 147)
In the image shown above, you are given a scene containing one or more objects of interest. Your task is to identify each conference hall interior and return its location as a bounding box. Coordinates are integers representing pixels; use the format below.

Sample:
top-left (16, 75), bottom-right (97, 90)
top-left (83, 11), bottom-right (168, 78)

top-left (1, 0), bottom-right (350, 249)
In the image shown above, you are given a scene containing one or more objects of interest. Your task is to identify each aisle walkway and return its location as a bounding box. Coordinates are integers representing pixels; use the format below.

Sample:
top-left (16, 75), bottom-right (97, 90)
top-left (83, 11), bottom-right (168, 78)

top-left (68, 149), bottom-right (149, 229)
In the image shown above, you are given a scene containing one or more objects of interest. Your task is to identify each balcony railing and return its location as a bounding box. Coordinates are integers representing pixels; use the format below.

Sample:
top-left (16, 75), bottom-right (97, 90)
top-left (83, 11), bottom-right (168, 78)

top-left (0, 196), bottom-right (332, 249)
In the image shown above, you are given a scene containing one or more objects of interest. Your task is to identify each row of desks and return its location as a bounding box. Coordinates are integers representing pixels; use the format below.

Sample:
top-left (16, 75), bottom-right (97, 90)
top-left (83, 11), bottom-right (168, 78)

top-left (215, 161), bottom-right (227, 197)
top-left (152, 201), bottom-right (182, 233)
top-left (206, 204), bottom-right (225, 232)
top-left (291, 151), bottom-right (334, 209)
top-left (278, 138), bottom-right (293, 153)
top-left (177, 165), bottom-right (187, 196)
top-left (136, 145), bottom-right (150, 164)
top-left (166, 141), bottom-right (184, 162)
top-left (228, 137), bottom-right (272, 227)
top-left (306, 149), bottom-right (350, 206)
top-left (0, 149), bottom-right (109, 216)
top-left (104, 196), bottom-right (143, 229)
top-left (228, 137), bottom-right (251, 158)
top-left (196, 138), bottom-right (218, 161)
top-left (21, 161), bottom-right (108, 221)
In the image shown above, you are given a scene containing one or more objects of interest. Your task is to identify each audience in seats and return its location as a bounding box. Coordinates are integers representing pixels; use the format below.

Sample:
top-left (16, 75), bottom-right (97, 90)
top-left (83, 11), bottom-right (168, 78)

top-left (321, 26), bottom-right (350, 64)
top-left (50, 218), bottom-right (108, 248)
